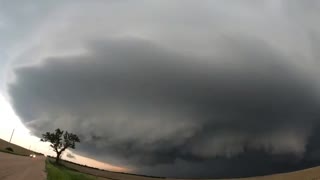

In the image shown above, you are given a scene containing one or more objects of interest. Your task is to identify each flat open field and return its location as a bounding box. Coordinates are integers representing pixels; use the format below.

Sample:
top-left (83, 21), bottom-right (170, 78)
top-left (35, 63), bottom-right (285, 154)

top-left (232, 166), bottom-right (320, 180)
top-left (0, 138), bottom-right (34, 156)
top-left (58, 158), bottom-right (320, 180)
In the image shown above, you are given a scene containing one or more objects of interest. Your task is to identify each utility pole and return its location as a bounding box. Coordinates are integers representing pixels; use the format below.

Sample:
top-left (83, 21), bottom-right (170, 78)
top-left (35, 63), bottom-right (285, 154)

top-left (9, 128), bottom-right (15, 143)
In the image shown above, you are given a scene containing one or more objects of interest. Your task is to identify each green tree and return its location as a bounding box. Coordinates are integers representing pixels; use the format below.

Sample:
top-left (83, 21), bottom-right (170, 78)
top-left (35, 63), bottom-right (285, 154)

top-left (41, 128), bottom-right (80, 163)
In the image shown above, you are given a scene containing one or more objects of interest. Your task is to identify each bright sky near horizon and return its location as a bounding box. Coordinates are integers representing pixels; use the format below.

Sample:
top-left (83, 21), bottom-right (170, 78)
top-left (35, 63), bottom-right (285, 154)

top-left (0, 93), bottom-right (126, 172)
top-left (0, 94), bottom-right (34, 147)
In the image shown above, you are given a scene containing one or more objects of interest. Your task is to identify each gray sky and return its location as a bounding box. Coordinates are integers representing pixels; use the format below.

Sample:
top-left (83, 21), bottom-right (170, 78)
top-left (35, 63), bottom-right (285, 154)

top-left (2, 0), bottom-right (320, 178)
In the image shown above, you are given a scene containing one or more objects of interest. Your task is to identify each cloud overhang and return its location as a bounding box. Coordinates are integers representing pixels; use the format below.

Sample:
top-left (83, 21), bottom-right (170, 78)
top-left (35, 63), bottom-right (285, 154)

top-left (5, 0), bottom-right (320, 178)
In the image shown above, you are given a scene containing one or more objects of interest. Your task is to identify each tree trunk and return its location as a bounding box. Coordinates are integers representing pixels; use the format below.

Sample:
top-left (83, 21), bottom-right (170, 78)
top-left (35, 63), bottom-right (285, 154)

top-left (56, 152), bottom-right (61, 164)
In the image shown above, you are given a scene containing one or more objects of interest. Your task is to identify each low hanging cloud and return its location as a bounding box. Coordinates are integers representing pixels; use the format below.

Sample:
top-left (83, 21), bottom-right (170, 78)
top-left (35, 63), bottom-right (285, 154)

top-left (9, 37), bottom-right (320, 177)
top-left (5, 0), bottom-right (320, 178)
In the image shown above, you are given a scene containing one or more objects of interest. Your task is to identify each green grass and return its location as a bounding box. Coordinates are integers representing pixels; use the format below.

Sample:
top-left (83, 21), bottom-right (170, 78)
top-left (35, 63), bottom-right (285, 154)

top-left (46, 159), bottom-right (98, 180)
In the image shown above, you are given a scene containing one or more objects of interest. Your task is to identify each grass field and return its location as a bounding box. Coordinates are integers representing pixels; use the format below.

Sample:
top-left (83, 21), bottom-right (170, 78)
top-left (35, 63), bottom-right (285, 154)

top-left (46, 159), bottom-right (99, 180)
top-left (0, 138), bottom-right (35, 156)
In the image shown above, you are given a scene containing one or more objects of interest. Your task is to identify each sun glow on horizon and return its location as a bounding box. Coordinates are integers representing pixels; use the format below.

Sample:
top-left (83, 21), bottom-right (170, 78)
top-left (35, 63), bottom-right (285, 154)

top-left (63, 150), bottom-right (130, 173)
top-left (0, 93), bottom-right (128, 173)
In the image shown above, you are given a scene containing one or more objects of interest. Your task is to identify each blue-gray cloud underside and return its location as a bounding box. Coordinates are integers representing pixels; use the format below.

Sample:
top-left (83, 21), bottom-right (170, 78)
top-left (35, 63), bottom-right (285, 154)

top-left (9, 37), bottom-right (320, 178)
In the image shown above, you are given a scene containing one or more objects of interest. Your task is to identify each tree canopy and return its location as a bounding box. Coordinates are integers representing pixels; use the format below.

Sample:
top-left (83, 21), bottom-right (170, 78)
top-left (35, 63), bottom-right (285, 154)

top-left (41, 128), bottom-right (80, 163)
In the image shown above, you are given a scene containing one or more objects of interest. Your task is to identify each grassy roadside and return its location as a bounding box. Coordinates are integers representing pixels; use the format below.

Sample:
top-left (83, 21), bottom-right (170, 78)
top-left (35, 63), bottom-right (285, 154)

top-left (46, 159), bottom-right (98, 180)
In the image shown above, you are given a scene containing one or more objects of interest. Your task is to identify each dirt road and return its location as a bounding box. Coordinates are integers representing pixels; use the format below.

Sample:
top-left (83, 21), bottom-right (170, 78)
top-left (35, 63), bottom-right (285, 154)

top-left (0, 152), bottom-right (46, 180)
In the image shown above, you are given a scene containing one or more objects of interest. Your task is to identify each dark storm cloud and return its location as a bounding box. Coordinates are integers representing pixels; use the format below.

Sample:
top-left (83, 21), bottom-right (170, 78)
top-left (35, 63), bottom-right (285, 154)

top-left (9, 37), bottom-right (320, 177)
top-left (5, 0), bottom-right (320, 178)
